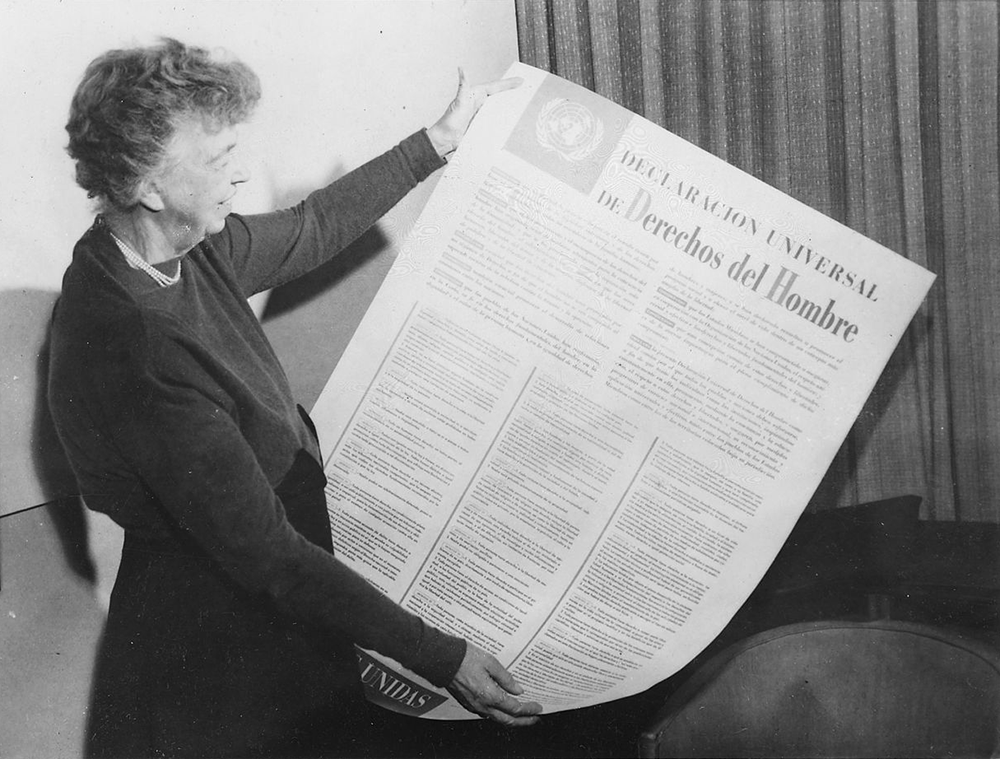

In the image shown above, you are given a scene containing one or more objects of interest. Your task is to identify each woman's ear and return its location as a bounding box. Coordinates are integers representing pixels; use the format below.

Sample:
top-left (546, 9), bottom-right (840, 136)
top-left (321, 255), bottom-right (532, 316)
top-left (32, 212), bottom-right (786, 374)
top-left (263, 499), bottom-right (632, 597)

top-left (137, 180), bottom-right (166, 213)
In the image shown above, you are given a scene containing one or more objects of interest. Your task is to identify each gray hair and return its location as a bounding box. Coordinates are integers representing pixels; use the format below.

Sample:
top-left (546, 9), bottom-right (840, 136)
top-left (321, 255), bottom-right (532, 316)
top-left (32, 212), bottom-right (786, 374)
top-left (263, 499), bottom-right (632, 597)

top-left (66, 38), bottom-right (261, 211)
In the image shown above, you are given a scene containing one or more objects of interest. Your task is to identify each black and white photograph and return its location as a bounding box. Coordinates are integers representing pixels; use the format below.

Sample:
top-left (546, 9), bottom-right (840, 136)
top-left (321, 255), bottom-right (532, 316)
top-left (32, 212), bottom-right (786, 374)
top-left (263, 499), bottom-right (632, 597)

top-left (1, 2), bottom-right (997, 757)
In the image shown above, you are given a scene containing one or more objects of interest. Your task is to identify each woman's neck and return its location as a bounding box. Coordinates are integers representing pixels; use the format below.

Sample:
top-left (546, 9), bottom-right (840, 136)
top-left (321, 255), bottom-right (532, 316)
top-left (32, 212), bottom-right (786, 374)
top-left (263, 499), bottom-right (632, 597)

top-left (102, 210), bottom-right (193, 264)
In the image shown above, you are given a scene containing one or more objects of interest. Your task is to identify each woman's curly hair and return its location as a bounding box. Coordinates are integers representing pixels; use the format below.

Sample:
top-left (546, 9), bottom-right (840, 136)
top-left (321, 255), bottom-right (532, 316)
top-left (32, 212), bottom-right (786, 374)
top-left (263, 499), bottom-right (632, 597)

top-left (66, 38), bottom-right (261, 211)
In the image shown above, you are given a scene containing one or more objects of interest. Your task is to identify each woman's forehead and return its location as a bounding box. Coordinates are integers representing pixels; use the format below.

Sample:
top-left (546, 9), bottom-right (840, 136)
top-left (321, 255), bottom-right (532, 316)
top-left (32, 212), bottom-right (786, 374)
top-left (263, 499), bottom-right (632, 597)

top-left (165, 117), bottom-right (239, 164)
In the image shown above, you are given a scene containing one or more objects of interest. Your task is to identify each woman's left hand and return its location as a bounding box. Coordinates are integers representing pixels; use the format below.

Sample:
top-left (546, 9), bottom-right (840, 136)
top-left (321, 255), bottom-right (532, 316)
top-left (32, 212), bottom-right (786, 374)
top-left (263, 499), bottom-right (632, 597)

top-left (447, 642), bottom-right (542, 726)
top-left (427, 69), bottom-right (522, 159)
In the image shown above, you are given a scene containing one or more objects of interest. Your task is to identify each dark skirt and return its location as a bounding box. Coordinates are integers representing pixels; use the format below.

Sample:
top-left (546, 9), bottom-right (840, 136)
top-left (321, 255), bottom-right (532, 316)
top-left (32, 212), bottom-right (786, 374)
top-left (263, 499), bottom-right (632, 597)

top-left (86, 450), bottom-right (372, 758)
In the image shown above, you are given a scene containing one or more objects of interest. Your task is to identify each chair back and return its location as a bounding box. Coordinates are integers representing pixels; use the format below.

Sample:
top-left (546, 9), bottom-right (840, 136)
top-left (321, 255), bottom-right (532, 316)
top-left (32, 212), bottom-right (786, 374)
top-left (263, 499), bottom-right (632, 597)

top-left (639, 621), bottom-right (1000, 758)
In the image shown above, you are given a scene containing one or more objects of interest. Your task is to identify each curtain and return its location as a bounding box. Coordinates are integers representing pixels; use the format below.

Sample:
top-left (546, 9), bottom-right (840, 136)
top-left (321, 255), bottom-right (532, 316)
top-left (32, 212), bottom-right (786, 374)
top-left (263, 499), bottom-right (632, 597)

top-left (515, 0), bottom-right (1000, 522)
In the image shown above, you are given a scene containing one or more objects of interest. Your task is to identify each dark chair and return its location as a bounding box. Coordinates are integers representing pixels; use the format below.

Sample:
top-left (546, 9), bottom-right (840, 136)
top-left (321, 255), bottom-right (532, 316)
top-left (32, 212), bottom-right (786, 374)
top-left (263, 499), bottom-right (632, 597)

top-left (639, 620), bottom-right (1000, 758)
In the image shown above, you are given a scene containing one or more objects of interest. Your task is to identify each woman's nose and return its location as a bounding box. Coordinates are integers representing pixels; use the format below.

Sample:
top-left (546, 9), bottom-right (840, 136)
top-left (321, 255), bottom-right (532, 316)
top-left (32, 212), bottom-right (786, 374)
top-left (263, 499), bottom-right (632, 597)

top-left (231, 160), bottom-right (251, 185)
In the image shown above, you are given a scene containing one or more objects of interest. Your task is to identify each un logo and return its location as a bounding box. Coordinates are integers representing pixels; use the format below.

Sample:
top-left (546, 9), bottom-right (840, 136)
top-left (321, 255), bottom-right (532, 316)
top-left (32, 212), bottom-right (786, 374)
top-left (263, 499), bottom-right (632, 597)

top-left (536, 98), bottom-right (604, 162)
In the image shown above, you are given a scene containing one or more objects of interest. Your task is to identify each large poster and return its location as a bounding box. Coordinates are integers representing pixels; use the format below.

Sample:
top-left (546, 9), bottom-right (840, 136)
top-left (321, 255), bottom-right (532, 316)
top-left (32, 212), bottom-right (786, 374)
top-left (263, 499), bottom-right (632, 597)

top-left (310, 63), bottom-right (935, 719)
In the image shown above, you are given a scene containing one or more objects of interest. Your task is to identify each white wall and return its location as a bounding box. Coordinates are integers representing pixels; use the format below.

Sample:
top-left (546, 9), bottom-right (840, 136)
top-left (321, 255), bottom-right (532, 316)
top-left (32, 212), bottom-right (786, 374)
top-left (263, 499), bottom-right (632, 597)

top-left (1, 0), bottom-right (518, 287)
top-left (1, 0), bottom-right (518, 513)
top-left (0, 3), bottom-right (516, 756)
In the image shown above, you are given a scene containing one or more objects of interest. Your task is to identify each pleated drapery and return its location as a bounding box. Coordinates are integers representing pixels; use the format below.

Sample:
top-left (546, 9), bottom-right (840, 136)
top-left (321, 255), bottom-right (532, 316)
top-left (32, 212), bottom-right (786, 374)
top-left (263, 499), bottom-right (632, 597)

top-left (516, 0), bottom-right (1000, 522)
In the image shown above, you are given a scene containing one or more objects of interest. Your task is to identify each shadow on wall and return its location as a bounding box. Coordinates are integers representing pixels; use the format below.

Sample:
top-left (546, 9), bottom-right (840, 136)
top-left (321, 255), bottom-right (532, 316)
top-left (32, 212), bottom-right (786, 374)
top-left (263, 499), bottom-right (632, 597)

top-left (259, 218), bottom-right (404, 411)
top-left (256, 162), bottom-right (393, 323)
top-left (1, 287), bottom-right (95, 584)
top-left (262, 223), bottom-right (390, 321)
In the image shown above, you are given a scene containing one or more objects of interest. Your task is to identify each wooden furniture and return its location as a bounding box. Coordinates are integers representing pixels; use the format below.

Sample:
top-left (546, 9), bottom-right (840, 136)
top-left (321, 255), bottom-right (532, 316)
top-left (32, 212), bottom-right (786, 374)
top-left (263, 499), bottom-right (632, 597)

top-left (718, 495), bottom-right (997, 642)
top-left (639, 620), bottom-right (1000, 758)
top-left (637, 496), bottom-right (1000, 758)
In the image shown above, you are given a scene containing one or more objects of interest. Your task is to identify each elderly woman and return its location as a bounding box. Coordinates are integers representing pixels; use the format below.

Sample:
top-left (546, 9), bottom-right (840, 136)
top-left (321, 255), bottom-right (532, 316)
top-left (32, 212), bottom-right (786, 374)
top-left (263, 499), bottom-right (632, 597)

top-left (49, 38), bottom-right (539, 758)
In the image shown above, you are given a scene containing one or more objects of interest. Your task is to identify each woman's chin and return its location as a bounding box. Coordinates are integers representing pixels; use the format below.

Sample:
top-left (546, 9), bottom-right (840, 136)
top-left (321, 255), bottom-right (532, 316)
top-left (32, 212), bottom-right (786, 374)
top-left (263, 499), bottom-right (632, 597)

top-left (207, 214), bottom-right (229, 235)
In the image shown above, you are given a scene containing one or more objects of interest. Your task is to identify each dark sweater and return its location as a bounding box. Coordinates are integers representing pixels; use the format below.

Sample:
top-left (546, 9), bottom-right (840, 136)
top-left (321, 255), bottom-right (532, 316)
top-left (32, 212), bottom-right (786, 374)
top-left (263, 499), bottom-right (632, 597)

top-left (49, 130), bottom-right (465, 690)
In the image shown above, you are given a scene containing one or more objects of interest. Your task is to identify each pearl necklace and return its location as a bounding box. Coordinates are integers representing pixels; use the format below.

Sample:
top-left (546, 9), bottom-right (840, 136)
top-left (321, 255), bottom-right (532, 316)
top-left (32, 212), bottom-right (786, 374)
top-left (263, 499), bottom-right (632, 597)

top-left (108, 229), bottom-right (182, 288)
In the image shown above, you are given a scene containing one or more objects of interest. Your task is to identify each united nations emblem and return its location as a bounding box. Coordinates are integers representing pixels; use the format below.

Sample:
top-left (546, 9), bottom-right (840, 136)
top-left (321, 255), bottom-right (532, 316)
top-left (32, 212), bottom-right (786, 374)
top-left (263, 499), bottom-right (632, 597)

top-left (536, 98), bottom-right (604, 162)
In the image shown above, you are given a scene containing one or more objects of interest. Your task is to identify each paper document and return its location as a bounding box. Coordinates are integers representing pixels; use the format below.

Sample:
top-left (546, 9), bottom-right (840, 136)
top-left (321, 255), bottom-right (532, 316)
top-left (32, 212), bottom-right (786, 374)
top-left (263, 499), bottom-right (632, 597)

top-left (310, 63), bottom-right (935, 719)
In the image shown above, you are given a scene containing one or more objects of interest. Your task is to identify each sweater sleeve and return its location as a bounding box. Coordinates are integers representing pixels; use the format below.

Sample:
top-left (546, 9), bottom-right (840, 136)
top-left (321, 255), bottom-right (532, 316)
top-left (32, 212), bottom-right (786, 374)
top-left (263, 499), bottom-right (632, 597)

top-left (215, 129), bottom-right (445, 296)
top-left (92, 314), bottom-right (465, 687)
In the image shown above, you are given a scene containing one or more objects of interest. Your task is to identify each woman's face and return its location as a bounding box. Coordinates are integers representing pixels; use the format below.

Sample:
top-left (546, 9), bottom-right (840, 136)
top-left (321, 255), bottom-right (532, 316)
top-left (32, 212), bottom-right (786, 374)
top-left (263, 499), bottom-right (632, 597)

top-left (151, 117), bottom-right (250, 251)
